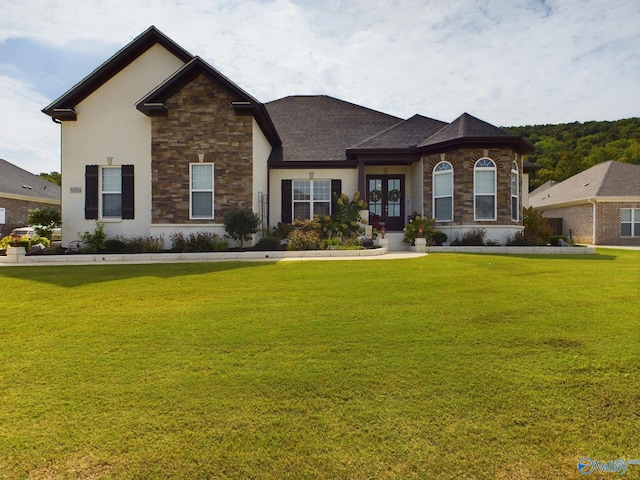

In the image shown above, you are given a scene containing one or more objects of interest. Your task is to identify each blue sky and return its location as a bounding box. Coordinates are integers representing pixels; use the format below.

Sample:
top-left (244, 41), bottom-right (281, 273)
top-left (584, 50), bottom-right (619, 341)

top-left (0, 0), bottom-right (639, 175)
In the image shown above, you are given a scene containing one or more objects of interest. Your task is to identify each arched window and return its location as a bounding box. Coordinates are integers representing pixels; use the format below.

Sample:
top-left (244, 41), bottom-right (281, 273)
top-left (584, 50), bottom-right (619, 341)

top-left (433, 161), bottom-right (453, 221)
top-left (474, 158), bottom-right (496, 220)
top-left (511, 161), bottom-right (519, 221)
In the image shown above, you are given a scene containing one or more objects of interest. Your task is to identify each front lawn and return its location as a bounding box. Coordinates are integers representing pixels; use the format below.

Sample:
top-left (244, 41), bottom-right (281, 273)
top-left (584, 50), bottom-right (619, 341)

top-left (1, 250), bottom-right (638, 479)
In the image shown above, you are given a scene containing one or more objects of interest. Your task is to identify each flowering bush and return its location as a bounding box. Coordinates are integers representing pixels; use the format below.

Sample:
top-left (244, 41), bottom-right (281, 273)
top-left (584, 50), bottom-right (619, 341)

top-left (403, 212), bottom-right (436, 245)
top-left (317, 192), bottom-right (367, 240)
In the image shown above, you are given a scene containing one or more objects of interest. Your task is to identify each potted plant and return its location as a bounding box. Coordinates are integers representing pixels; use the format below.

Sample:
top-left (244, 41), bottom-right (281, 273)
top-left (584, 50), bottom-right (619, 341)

top-left (403, 212), bottom-right (436, 252)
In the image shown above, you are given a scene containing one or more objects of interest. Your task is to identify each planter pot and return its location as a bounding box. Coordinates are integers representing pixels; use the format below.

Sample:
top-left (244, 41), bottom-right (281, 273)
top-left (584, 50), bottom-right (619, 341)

top-left (409, 237), bottom-right (427, 252)
top-left (6, 246), bottom-right (26, 260)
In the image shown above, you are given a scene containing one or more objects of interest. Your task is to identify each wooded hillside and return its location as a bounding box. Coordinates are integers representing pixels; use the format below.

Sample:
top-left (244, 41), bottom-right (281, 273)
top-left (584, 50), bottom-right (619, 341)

top-left (505, 117), bottom-right (640, 190)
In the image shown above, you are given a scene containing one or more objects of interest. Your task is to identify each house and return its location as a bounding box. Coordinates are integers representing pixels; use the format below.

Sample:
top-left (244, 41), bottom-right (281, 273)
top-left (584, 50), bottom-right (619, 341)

top-left (43, 26), bottom-right (535, 249)
top-left (529, 161), bottom-right (640, 245)
top-left (0, 159), bottom-right (61, 238)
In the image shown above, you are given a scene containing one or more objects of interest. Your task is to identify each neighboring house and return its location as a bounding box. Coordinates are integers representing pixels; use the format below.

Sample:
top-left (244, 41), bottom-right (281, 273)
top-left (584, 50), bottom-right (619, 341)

top-left (0, 159), bottom-right (61, 238)
top-left (43, 26), bottom-right (535, 249)
top-left (529, 161), bottom-right (640, 245)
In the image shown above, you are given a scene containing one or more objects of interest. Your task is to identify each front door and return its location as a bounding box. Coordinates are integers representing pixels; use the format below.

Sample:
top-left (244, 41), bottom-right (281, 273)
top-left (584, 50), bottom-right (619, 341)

top-left (367, 175), bottom-right (405, 231)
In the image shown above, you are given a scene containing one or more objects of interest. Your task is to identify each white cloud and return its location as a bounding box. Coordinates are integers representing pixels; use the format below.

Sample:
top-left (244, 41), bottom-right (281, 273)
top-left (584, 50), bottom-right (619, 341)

top-left (0, 0), bottom-right (638, 173)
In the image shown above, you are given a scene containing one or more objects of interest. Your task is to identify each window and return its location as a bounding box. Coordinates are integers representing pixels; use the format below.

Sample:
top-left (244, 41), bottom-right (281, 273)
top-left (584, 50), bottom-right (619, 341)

top-left (101, 167), bottom-right (122, 218)
top-left (474, 158), bottom-right (496, 220)
top-left (293, 180), bottom-right (331, 220)
top-left (433, 161), bottom-right (453, 221)
top-left (85, 165), bottom-right (134, 220)
top-left (191, 163), bottom-right (214, 219)
top-left (621, 208), bottom-right (640, 237)
top-left (511, 161), bottom-right (519, 221)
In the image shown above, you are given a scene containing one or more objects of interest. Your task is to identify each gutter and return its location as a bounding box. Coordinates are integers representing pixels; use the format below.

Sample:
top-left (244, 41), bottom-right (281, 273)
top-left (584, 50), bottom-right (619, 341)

top-left (587, 198), bottom-right (596, 244)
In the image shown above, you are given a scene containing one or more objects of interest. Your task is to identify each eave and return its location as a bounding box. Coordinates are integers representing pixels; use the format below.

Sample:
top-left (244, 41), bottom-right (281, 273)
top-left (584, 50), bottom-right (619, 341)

top-left (136, 57), bottom-right (281, 148)
top-left (418, 136), bottom-right (536, 155)
top-left (42, 26), bottom-right (193, 120)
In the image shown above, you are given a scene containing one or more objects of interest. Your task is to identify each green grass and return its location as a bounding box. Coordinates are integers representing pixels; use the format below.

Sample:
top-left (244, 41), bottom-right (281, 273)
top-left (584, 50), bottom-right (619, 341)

top-left (1, 250), bottom-right (639, 479)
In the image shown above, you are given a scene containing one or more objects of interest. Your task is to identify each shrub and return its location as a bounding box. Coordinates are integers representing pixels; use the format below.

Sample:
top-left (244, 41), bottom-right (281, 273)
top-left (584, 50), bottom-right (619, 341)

top-left (104, 239), bottom-right (127, 253)
top-left (506, 231), bottom-right (528, 246)
top-left (453, 227), bottom-right (487, 246)
top-left (255, 236), bottom-right (282, 251)
top-left (432, 231), bottom-right (448, 246)
top-left (169, 231), bottom-right (228, 253)
top-left (78, 222), bottom-right (106, 252)
top-left (317, 192), bottom-right (367, 239)
top-left (287, 229), bottom-right (321, 251)
top-left (223, 208), bottom-right (260, 248)
top-left (403, 213), bottom-right (436, 244)
top-left (523, 206), bottom-right (553, 245)
top-left (122, 235), bottom-right (164, 253)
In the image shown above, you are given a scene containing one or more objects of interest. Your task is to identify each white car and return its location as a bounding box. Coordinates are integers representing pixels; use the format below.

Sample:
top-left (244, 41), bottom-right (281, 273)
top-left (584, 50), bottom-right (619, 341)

top-left (10, 227), bottom-right (37, 238)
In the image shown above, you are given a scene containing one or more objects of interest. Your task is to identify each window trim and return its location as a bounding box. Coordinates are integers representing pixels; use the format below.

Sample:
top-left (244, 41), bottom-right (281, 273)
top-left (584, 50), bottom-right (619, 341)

top-left (474, 157), bottom-right (497, 221)
top-left (291, 179), bottom-right (332, 221)
top-left (433, 161), bottom-right (454, 222)
top-left (100, 166), bottom-right (122, 219)
top-left (621, 208), bottom-right (640, 237)
top-left (190, 163), bottom-right (214, 220)
top-left (511, 161), bottom-right (519, 222)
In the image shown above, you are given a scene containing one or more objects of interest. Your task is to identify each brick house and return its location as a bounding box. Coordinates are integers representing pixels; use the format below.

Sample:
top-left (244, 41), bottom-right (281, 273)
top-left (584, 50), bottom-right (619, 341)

top-left (0, 159), bottom-right (61, 238)
top-left (43, 26), bottom-right (535, 249)
top-left (529, 161), bottom-right (640, 245)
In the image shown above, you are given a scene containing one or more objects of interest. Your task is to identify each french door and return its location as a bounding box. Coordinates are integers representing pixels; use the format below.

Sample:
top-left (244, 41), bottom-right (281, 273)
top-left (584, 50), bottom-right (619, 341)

top-left (367, 175), bottom-right (405, 231)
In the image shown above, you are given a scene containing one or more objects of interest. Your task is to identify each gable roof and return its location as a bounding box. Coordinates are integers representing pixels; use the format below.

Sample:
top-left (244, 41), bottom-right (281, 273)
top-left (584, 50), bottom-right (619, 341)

top-left (43, 26), bottom-right (193, 121)
top-left (265, 96), bottom-right (402, 163)
top-left (529, 161), bottom-right (640, 208)
top-left (419, 113), bottom-right (535, 154)
top-left (349, 114), bottom-right (448, 152)
top-left (136, 56), bottom-right (280, 146)
top-left (0, 159), bottom-right (61, 203)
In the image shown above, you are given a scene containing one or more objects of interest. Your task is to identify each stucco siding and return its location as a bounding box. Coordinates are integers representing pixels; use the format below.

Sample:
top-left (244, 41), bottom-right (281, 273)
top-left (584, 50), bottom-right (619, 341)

top-left (60, 44), bottom-right (186, 245)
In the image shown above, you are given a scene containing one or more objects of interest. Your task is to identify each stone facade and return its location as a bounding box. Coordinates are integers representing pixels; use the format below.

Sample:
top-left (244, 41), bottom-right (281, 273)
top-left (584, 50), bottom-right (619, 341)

top-left (422, 148), bottom-right (522, 226)
top-left (151, 74), bottom-right (253, 224)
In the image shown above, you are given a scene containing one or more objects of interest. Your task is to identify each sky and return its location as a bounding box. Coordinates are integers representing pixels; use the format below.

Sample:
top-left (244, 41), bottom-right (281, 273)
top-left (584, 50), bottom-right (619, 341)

top-left (0, 0), bottom-right (638, 175)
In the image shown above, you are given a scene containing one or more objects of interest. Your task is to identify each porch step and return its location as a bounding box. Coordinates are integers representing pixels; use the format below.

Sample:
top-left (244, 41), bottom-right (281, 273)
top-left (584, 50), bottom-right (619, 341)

top-left (379, 232), bottom-right (408, 251)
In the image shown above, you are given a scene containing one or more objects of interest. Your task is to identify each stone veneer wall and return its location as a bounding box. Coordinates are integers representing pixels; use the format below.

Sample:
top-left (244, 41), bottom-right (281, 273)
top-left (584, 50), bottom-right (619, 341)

top-left (151, 74), bottom-right (253, 224)
top-left (422, 148), bottom-right (522, 226)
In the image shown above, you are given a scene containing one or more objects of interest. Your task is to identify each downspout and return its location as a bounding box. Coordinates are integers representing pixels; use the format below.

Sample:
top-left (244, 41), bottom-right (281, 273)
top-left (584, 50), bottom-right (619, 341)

top-left (587, 198), bottom-right (596, 245)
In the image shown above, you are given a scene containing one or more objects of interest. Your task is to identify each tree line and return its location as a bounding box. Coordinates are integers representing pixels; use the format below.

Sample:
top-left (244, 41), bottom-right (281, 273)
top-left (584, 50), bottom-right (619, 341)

top-left (505, 117), bottom-right (640, 190)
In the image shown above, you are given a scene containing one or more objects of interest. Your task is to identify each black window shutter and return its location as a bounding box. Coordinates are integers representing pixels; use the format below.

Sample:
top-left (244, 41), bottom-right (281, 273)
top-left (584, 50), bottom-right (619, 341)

top-left (331, 179), bottom-right (342, 215)
top-left (121, 164), bottom-right (135, 219)
top-left (85, 165), bottom-right (99, 219)
top-left (281, 179), bottom-right (292, 224)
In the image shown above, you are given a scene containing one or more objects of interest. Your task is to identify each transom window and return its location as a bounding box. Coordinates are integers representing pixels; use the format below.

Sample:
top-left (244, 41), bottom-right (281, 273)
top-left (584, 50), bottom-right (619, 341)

top-left (433, 161), bottom-right (453, 221)
top-left (101, 167), bottom-right (122, 218)
top-left (621, 208), bottom-right (640, 237)
top-left (190, 163), bottom-right (214, 219)
top-left (474, 158), bottom-right (496, 220)
top-left (293, 180), bottom-right (331, 220)
top-left (511, 161), bottom-right (519, 221)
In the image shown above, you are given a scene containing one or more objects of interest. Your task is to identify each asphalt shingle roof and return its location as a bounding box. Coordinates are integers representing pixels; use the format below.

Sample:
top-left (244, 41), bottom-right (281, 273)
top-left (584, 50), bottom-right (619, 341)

top-left (352, 114), bottom-right (448, 150)
top-left (529, 161), bottom-right (640, 208)
top-left (0, 159), bottom-right (61, 202)
top-left (265, 96), bottom-right (402, 162)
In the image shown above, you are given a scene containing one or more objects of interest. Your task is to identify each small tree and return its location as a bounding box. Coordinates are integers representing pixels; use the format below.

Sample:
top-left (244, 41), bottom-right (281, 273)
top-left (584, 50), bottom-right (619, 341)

top-left (223, 208), bottom-right (260, 248)
top-left (523, 206), bottom-right (553, 245)
top-left (27, 207), bottom-right (61, 239)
